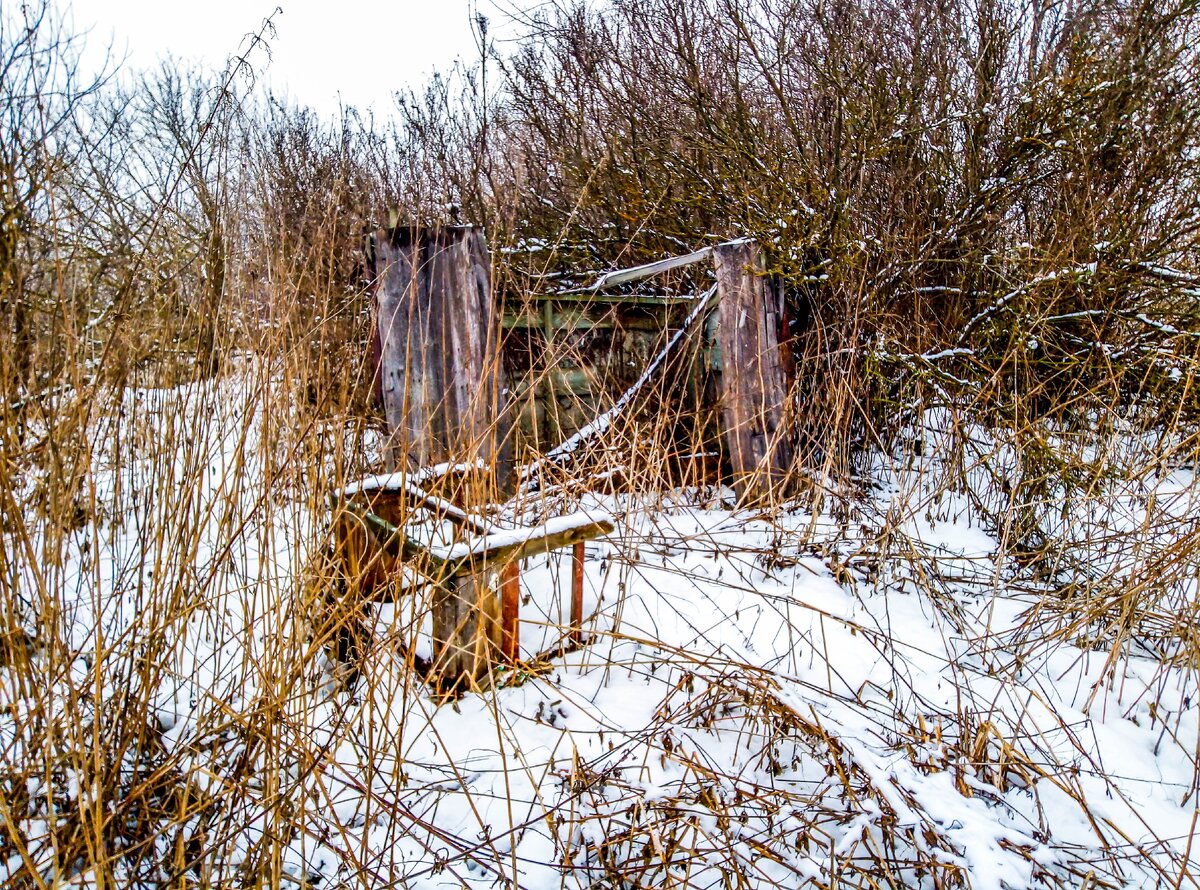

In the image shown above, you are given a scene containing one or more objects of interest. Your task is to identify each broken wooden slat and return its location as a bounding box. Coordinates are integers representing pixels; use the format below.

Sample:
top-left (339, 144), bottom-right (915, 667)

top-left (560, 245), bottom-right (713, 294)
top-left (712, 240), bottom-right (794, 497)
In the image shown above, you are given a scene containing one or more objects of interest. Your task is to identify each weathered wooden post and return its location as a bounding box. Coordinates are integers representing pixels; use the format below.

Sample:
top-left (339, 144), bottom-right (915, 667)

top-left (372, 225), bottom-right (506, 473)
top-left (367, 225), bottom-right (514, 686)
top-left (430, 563), bottom-right (504, 689)
top-left (712, 239), bottom-right (794, 497)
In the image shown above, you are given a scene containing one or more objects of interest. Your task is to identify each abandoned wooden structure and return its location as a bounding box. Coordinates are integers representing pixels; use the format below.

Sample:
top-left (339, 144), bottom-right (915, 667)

top-left (502, 249), bottom-right (719, 455)
top-left (335, 225), bottom-right (796, 690)
top-left (503, 236), bottom-right (794, 495)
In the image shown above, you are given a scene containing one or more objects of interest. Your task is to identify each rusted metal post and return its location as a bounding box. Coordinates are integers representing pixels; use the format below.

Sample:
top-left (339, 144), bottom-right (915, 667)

top-left (570, 541), bottom-right (585, 642)
top-left (501, 561), bottom-right (521, 661)
top-left (712, 240), bottom-right (794, 497)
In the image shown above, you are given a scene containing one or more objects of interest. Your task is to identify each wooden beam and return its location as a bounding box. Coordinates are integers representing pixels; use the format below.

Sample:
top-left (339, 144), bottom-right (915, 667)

top-left (337, 474), bottom-right (495, 537)
top-left (446, 515), bottom-right (615, 575)
top-left (373, 230), bottom-right (423, 468)
top-left (349, 505), bottom-right (453, 573)
top-left (335, 502), bottom-right (613, 583)
top-left (521, 292), bottom-right (701, 306)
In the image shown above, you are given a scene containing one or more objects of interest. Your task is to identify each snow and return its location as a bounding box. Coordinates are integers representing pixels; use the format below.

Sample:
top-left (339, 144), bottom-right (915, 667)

top-left (3, 378), bottom-right (1199, 888)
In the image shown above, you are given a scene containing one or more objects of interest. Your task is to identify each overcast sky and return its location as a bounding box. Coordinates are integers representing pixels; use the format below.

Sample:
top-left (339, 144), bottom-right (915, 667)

top-left (68, 0), bottom-right (519, 117)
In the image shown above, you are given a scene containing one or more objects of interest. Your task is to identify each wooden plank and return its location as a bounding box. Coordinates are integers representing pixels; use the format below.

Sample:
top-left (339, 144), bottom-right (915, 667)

top-left (522, 292), bottom-right (701, 306)
top-left (433, 227), bottom-right (495, 454)
top-left (559, 246), bottom-right (713, 293)
top-left (712, 240), bottom-right (793, 497)
top-left (341, 503), bottom-right (453, 573)
top-left (342, 506), bottom-right (612, 583)
top-left (501, 315), bottom-right (659, 333)
top-left (446, 515), bottom-right (615, 575)
top-left (431, 570), bottom-right (503, 690)
top-left (373, 231), bottom-right (429, 468)
top-left (337, 474), bottom-right (495, 537)
top-left (541, 296), bottom-right (557, 445)
top-left (504, 368), bottom-right (593, 397)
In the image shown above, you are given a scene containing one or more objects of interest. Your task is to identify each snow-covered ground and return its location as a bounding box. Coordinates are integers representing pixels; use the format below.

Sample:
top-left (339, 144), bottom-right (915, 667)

top-left (2, 378), bottom-right (1198, 888)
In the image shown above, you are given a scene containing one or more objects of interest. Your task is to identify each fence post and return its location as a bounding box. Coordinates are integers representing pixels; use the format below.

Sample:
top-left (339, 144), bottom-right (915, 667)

top-left (712, 240), bottom-right (793, 497)
top-left (430, 567), bottom-right (504, 690)
top-left (370, 224), bottom-right (511, 689)
top-left (501, 562), bottom-right (521, 662)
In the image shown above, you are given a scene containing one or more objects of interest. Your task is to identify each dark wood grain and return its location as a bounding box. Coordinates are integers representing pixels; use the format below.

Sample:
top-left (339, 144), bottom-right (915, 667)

top-left (712, 240), bottom-right (794, 497)
top-left (371, 226), bottom-right (506, 474)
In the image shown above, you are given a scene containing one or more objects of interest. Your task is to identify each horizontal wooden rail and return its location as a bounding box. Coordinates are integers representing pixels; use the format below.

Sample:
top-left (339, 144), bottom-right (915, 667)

top-left (350, 504), bottom-right (454, 572)
top-left (553, 245), bottom-right (713, 295)
top-left (337, 499), bottom-right (613, 579)
top-left (336, 473), bottom-right (495, 537)
top-left (520, 291), bottom-right (702, 306)
top-left (445, 514), bottom-right (614, 570)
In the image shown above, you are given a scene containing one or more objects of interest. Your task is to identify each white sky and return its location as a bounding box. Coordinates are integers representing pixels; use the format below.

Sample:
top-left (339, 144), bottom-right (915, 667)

top-left (68, 0), bottom-right (518, 117)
